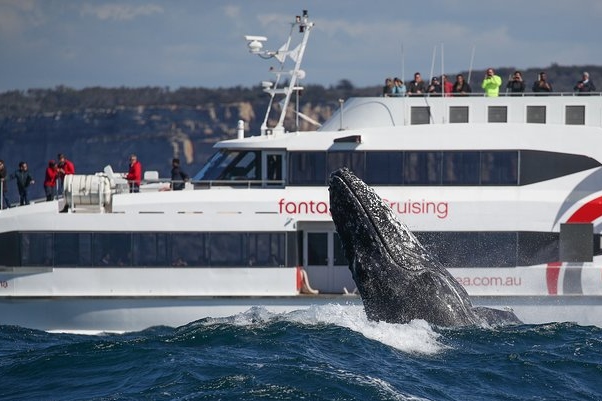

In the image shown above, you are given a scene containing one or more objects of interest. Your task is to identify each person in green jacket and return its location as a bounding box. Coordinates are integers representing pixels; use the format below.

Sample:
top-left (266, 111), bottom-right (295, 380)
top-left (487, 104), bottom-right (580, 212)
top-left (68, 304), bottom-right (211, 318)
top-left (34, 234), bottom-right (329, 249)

top-left (481, 68), bottom-right (502, 97)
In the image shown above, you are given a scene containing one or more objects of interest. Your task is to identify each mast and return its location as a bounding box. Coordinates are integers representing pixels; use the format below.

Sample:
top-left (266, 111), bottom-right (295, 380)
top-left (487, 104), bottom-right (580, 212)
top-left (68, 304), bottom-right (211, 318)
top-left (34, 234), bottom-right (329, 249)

top-left (245, 10), bottom-right (314, 135)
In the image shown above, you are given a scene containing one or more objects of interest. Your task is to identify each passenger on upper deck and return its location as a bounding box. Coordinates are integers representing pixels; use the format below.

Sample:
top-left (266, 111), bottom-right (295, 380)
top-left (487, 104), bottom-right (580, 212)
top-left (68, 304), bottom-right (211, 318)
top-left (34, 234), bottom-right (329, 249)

top-left (44, 160), bottom-right (58, 201)
top-left (574, 72), bottom-right (596, 94)
top-left (171, 158), bottom-right (189, 191)
top-left (532, 71), bottom-right (553, 94)
top-left (57, 153), bottom-right (75, 194)
top-left (426, 77), bottom-right (441, 95)
top-left (408, 72), bottom-right (426, 95)
top-left (452, 74), bottom-right (472, 96)
top-left (126, 154), bottom-right (142, 193)
top-left (11, 161), bottom-right (35, 206)
top-left (481, 68), bottom-right (502, 97)
top-left (391, 77), bottom-right (407, 97)
top-left (382, 78), bottom-right (393, 97)
top-left (506, 71), bottom-right (525, 95)
top-left (0, 160), bottom-right (10, 209)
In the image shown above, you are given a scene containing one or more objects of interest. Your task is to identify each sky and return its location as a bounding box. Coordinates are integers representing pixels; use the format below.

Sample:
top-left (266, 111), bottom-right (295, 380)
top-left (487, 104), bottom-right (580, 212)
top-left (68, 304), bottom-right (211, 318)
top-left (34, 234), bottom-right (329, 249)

top-left (1, 0), bottom-right (602, 92)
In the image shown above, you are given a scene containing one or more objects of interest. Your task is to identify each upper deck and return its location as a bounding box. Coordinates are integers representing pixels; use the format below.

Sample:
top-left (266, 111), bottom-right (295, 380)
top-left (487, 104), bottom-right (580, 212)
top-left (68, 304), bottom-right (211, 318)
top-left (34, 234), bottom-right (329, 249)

top-left (321, 93), bottom-right (602, 131)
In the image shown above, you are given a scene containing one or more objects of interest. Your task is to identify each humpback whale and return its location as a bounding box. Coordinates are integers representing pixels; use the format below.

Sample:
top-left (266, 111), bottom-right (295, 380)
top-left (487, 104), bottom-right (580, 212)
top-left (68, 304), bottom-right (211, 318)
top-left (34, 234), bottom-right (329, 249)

top-left (328, 168), bottom-right (521, 327)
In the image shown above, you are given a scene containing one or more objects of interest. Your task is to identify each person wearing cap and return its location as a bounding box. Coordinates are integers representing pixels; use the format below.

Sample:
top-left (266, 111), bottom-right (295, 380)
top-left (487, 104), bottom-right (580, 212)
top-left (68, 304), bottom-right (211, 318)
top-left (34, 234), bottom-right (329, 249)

top-left (481, 68), bottom-right (502, 97)
top-left (44, 160), bottom-right (58, 201)
top-left (574, 72), bottom-right (596, 94)
top-left (426, 77), bottom-right (442, 95)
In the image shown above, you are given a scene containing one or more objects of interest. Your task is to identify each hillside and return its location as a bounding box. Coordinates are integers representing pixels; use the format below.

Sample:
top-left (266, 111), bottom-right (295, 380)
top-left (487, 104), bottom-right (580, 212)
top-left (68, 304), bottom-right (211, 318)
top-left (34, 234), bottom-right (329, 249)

top-left (0, 64), bottom-right (599, 201)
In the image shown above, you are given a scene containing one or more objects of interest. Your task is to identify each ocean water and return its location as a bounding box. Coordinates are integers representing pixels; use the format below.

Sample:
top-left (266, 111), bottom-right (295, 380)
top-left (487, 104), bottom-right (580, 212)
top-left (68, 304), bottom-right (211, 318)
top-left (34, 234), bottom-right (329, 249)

top-left (1, 305), bottom-right (601, 401)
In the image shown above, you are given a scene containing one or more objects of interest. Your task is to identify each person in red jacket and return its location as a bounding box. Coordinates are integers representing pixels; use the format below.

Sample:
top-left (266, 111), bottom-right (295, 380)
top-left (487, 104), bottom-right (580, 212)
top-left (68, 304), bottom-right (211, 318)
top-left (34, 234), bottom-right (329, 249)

top-left (57, 153), bottom-right (75, 194)
top-left (126, 154), bottom-right (142, 193)
top-left (44, 160), bottom-right (58, 201)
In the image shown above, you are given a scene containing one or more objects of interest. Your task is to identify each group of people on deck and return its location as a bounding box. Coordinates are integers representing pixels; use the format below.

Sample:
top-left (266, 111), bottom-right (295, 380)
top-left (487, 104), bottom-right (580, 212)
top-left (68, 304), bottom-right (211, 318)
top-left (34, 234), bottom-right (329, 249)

top-left (0, 153), bottom-right (190, 209)
top-left (383, 70), bottom-right (596, 97)
top-left (0, 153), bottom-right (74, 208)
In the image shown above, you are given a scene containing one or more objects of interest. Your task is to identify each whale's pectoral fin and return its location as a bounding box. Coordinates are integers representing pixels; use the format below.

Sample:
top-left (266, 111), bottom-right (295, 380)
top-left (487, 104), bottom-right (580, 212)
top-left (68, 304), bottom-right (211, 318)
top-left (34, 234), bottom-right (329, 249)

top-left (473, 307), bottom-right (522, 326)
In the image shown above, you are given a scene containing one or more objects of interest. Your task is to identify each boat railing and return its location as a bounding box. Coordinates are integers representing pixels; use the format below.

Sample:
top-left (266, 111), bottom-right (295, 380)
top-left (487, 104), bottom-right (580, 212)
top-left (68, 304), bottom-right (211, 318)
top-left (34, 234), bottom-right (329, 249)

top-left (401, 91), bottom-right (602, 98)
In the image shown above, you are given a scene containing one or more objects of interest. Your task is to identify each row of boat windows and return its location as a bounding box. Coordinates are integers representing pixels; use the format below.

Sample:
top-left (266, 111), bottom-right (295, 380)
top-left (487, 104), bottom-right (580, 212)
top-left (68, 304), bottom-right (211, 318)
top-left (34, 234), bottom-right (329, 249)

top-left (412, 105), bottom-right (587, 125)
top-left (0, 232), bottom-right (297, 268)
top-left (0, 231), bottom-right (598, 268)
top-left (196, 149), bottom-right (600, 186)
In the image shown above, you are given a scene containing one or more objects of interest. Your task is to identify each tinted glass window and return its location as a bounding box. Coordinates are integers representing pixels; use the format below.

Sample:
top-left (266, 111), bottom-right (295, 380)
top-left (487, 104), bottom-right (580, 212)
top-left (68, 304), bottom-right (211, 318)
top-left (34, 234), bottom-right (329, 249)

top-left (93, 233), bottom-right (132, 267)
top-left (133, 233), bottom-right (169, 266)
top-left (480, 151), bottom-right (518, 185)
top-left (55, 232), bottom-right (92, 267)
top-left (404, 152), bottom-right (442, 185)
top-left (442, 152), bottom-right (480, 185)
top-left (21, 233), bottom-right (53, 266)
top-left (520, 150), bottom-right (600, 185)
top-left (449, 106), bottom-right (469, 123)
top-left (289, 152), bottom-right (326, 185)
top-left (365, 152), bottom-right (403, 185)
top-left (327, 152), bottom-right (365, 180)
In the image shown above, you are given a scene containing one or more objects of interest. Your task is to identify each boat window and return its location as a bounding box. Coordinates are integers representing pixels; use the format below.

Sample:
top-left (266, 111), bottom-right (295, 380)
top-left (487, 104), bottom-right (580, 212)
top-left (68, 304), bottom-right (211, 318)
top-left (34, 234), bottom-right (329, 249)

top-left (289, 152), bottom-right (326, 185)
top-left (170, 233), bottom-right (208, 266)
top-left (404, 152), bottom-right (442, 185)
top-left (327, 152), bottom-right (365, 180)
top-left (0, 232), bottom-right (20, 266)
top-left (526, 105), bottom-right (546, 124)
top-left (487, 106), bottom-right (507, 123)
top-left (449, 106), bottom-right (469, 123)
top-left (93, 233), bottom-right (132, 267)
top-left (365, 152), bottom-right (403, 185)
top-left (519, 150), bottom-right (600, 185)
top-left (442, 152), bottom-right (480, 185)
top-left (55, 233), bottom-right (92, 267)
top-left (192, 150), bottom-right (260, 182)
top-left (20, 233), bottom-right (53, 266)
top-left (133, 233), bottom-right (169, 267)
top-left (480, 151), bottom-right (518, 185)
top-left (411, 106), bottom-right (430, 125)
top-left (193, 150), bottom-right (234, 181)
top-left (307, 232), bottom-right (328, 265)
top-left (221, 151), bottom-right (260, 181)
top-left (566, 105), bottom-right (585, 125)
top-left (247, 233), bottom-right (286, 267)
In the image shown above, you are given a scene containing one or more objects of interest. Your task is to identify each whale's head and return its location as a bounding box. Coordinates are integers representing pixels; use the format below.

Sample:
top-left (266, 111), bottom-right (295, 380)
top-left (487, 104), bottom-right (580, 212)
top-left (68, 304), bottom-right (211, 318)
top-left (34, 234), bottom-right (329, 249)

top-left (328, 167), bottom-right (477, 326)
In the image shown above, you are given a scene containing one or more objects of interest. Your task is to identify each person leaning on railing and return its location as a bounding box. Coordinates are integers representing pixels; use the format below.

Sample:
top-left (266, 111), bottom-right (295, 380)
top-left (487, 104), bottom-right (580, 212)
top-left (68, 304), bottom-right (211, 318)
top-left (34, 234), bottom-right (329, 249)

top-left (574, 71), bottom-right (596, 94)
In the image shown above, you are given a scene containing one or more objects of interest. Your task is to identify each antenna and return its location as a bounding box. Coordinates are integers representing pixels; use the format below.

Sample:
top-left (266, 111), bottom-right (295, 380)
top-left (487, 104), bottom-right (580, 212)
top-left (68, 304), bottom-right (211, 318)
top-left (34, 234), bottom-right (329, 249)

top-left (244, 10), bottom-right (314, 135)
top-left (429, 45), bottom-right (437, 82)
top-left (467, 44), bottom-right (476, 85)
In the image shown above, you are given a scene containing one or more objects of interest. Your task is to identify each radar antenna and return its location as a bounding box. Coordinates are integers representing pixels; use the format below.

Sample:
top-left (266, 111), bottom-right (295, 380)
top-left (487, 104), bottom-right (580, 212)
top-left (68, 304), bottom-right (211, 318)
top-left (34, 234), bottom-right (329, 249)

top-left (244, 10), bottom-right (314, 135)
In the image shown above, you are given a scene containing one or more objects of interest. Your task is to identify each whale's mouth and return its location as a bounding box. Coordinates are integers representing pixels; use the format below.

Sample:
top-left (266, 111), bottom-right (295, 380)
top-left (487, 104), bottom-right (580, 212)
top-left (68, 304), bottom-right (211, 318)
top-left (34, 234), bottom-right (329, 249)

top-left (329, 168), bottom-right (425, 272)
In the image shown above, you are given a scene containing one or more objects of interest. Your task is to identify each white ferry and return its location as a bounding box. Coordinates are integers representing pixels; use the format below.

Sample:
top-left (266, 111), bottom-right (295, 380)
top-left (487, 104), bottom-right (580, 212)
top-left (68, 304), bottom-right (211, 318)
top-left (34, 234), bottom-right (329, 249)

top-left (2, 11), bottom-right (602, 332)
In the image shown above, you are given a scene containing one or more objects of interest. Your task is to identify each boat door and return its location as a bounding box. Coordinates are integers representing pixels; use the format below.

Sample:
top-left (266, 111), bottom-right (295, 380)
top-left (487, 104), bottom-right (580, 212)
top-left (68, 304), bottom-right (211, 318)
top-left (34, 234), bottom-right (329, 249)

top-left (262, 151), bottom-right (285, 187)
top-left (302, 226), bottom-right (356, 294)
